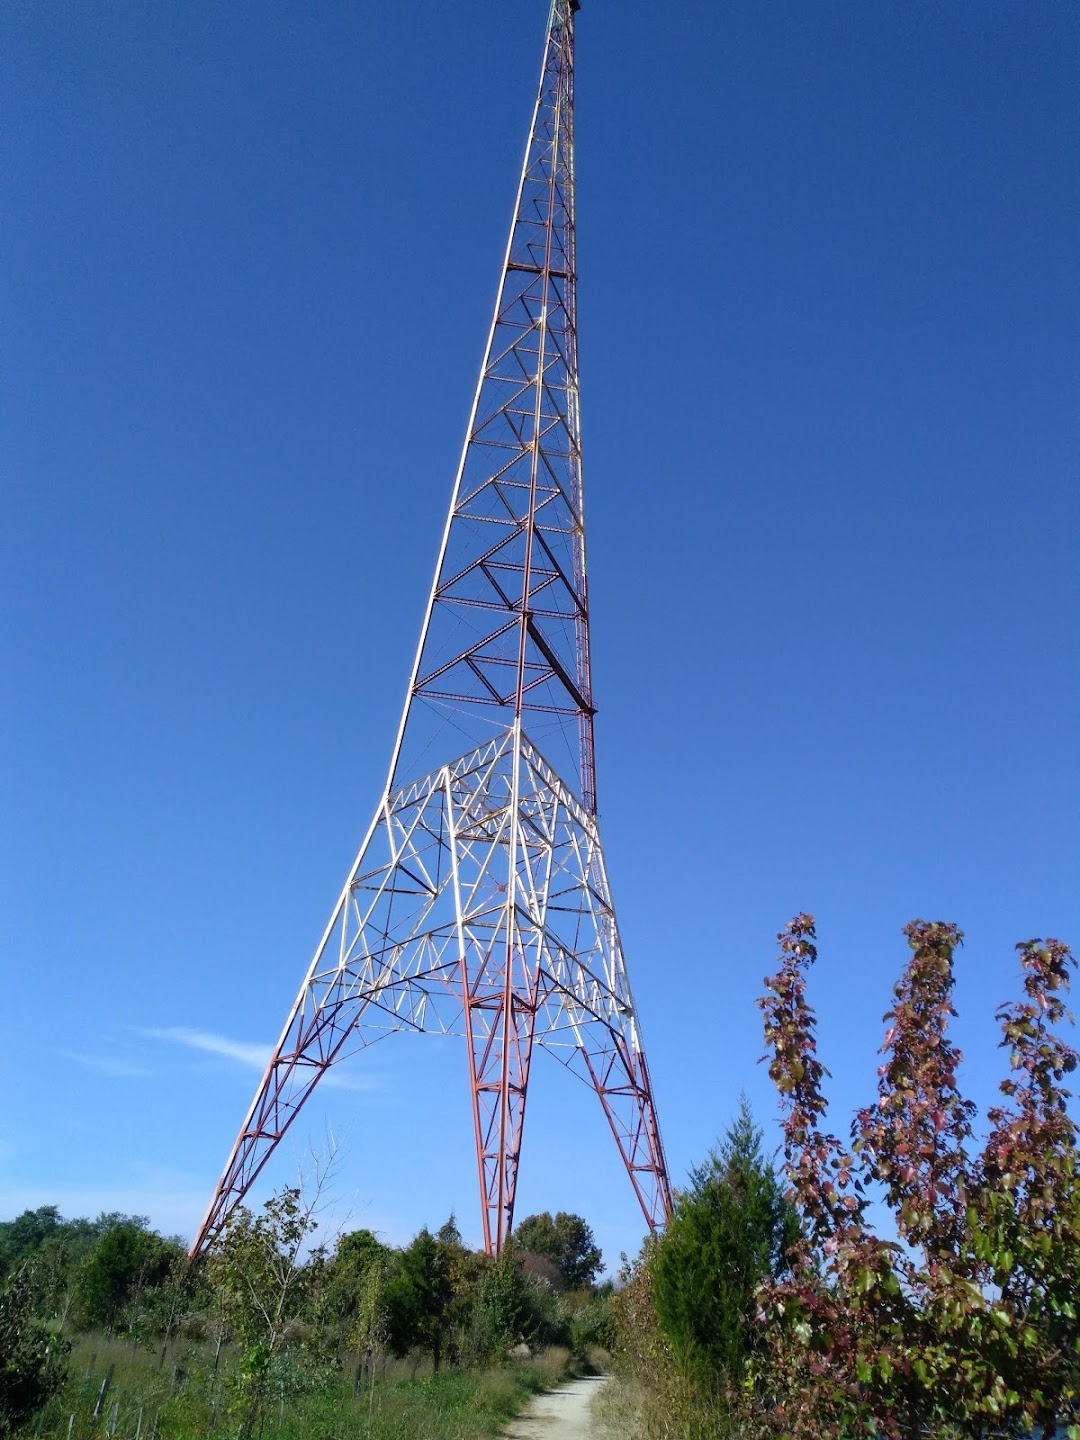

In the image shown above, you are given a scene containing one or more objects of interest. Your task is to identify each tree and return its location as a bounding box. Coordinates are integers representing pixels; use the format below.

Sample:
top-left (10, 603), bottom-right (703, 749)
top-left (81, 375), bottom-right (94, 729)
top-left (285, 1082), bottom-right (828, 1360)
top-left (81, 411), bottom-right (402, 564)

top-left (382, 1226), bottom-right (457, 1372)
top-left (0, 1208), bottom-right (64, 1276)
top-left (753, 915), bottom-right (1080, 1440)
top-left (0, 1266), bottom-right (68, 1436)
top-left (568, 1281), bottom-right (615, 1356)
top-left (512, 1211), bottom-right (602, 1290)
top-left (205, 1184), bottom-right (331, 1438)
top-left (206, 1187), bottom-right (319, 1356)
top-left (349, 1257), bottom-right (389, 1396)
top-left (75, 1221), bottom-right (179, 1332)
top-left (470, 1251), bottom-right (537, 1359)
top-left (652, 1098), bottom-right (797, 1399)
top-left (324, 1228), bottom-right (392, 1327)
top-left (468, 1248), bottom-right (569, 1359)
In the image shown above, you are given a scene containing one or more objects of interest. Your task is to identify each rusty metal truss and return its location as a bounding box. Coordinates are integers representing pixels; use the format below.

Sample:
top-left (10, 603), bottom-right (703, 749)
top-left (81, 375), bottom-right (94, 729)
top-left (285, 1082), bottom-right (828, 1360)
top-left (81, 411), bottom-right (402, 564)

top-left (191, 0), bottom-right (671, 1258)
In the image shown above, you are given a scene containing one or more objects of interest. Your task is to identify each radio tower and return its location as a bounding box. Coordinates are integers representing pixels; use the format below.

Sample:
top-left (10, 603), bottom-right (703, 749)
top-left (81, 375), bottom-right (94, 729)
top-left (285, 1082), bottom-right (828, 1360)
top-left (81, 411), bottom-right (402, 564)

top-left (191, 0), bottom-right (671, 1258)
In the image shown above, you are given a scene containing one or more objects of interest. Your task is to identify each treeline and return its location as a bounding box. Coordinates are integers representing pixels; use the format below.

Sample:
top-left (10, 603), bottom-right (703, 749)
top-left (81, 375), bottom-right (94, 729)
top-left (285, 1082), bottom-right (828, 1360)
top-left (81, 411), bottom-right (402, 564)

top-left (0, 1208), bottom-right (183, 1337)
top-left (607, 919), bottom-right (1080, 1440)
top-left (0, 1198), bottom-right (612, 1437)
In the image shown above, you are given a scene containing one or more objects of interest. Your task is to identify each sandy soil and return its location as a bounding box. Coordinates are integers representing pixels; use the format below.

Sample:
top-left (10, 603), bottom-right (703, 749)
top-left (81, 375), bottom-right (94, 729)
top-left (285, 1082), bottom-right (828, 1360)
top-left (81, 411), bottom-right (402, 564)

top-left (501, 1375), bottom-right (611, 1439)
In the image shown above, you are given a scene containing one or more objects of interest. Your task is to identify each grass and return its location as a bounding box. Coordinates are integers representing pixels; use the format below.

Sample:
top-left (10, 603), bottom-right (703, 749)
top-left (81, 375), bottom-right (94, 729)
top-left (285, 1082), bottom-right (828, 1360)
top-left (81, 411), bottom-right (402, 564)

top-left (591, 1373), bottom-right (650, 1439)
top-left (590, 1371), bottom-right (730, 1440)
top-left (23, 1335), bottom-right (577, 1440)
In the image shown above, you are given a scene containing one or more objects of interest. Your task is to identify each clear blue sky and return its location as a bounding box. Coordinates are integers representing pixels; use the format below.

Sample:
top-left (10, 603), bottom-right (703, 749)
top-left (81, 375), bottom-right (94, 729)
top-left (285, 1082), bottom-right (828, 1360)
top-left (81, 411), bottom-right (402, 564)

top-left (3, 0), bottom-right (1078, 1270)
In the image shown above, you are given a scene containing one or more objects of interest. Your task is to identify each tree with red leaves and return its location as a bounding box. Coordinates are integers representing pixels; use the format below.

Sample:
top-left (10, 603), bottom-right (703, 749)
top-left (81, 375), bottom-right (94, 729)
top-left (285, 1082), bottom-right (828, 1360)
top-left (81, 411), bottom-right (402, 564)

top-left (750, 915), bottom-right (1080, 1440)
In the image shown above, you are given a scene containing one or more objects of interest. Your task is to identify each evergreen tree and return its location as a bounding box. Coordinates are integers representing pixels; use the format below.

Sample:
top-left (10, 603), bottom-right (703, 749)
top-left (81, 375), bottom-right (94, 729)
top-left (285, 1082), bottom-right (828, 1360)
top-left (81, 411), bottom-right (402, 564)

top-left (652, 1096), bottom-right (796, 1397)
top-left (383, 1227), bottom-right (456, 1371)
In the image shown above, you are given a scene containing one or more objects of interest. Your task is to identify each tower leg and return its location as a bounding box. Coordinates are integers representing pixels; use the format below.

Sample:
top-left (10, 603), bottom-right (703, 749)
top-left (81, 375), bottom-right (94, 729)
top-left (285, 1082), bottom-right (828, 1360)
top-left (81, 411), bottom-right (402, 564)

top-left (189, 990), bottom-right (384, 1255)
top-left (581, 1035), bottom-right (671, 1225)
top-left (465, 973), bottom-right (540, 1253)
top-left (534, 975), bottom-right (671, 1230)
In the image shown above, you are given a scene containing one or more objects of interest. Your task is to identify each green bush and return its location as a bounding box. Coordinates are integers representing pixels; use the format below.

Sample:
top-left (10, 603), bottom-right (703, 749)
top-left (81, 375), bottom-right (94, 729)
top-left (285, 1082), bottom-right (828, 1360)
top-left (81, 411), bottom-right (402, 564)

top-left (0, 1267), bottom-right (68, 1436)
top-left (75, 1223), bottom-right (180, 1332)
top-left (467, 1251), bottom-right (570, 1361)
top-left (568, 1284), bottom-right (614, 1356)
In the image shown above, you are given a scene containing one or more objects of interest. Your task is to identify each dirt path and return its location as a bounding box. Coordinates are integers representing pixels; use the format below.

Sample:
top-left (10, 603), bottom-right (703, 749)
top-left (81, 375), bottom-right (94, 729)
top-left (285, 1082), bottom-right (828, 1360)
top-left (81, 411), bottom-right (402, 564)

top-left (501, 1375), bottom-right (611, 1439)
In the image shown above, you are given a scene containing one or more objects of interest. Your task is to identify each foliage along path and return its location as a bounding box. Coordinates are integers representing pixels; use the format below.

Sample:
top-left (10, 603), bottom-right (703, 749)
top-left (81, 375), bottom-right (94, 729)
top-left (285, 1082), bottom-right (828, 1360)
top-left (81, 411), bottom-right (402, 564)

top-left (502, 1375), bottom-right (610, 1439)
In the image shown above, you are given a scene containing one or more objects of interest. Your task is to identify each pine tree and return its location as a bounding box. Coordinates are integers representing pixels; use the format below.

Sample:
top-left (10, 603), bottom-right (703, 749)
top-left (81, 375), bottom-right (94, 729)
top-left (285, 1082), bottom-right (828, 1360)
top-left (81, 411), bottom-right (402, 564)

top-left (651, 1096), bottom-right (796, 1398)
top-left (383, 1227), bottom-right (456, 1372)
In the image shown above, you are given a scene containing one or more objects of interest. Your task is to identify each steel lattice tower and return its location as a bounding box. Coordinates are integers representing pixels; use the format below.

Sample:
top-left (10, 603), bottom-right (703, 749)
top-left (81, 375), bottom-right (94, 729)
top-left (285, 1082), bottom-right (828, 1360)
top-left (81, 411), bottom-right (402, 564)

top-left (191, 0), bottom-right (671, 1258)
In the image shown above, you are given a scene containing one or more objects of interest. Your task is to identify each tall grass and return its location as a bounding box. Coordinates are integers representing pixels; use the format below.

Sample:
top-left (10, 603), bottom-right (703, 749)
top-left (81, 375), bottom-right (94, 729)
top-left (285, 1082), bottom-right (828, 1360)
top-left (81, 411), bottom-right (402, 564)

top-left (22, 1334), bottom-right (576, 1440)
top-left (591, 1368), bottom-right (733, 1440)
top-left (591, 1374), bottom-right (651, 1439)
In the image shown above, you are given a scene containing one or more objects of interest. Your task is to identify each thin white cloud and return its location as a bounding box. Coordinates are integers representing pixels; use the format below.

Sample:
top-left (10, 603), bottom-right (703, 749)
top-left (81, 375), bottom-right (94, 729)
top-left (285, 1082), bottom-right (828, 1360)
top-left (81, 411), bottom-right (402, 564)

top-left (144, 1027), bottom-right (271, 1071)
top-left (142, 1027), bottom-right (382, 1092)
top-left (61, 1052), bottom-right (154, 1079)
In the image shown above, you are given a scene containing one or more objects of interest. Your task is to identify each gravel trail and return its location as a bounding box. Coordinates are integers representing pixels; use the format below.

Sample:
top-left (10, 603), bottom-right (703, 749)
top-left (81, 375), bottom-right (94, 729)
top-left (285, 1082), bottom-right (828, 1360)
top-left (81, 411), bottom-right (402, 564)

top-left (501, 1375), bottom-right (611, 1439)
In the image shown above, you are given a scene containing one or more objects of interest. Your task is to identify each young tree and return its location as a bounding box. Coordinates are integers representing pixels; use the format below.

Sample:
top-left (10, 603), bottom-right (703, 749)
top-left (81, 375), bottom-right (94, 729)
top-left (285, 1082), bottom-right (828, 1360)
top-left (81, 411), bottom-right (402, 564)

top-left (349, 1257), bottom-right (389, 1395)
top-left (512, 1212), bottom-right (602, 1290)
top-left (652, 1097), bottom-right (797, 1399)
top-left (204, 1184), bottom-right (326, 1438)
top-left (754, 915), bottom-right (1080, 1440)
top-left (205, 1187), bottom-right (319, 1356)
top-left (469, 1248), bottom-right (568, 1359)
top-left (470, 1251), bottom-right (536, 1359)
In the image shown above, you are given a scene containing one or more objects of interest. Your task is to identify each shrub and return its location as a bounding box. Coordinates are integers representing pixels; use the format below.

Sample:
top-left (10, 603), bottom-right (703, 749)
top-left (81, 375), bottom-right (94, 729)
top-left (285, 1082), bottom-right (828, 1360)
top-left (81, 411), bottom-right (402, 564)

top-left (0, 1266), bottom-right (69, 1436)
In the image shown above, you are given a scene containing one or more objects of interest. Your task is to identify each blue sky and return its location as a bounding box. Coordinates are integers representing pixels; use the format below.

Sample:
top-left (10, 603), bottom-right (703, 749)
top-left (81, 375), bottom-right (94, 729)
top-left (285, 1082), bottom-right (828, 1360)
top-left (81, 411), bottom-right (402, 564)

top-left (3, 0), bottom-right (1078, 1270)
